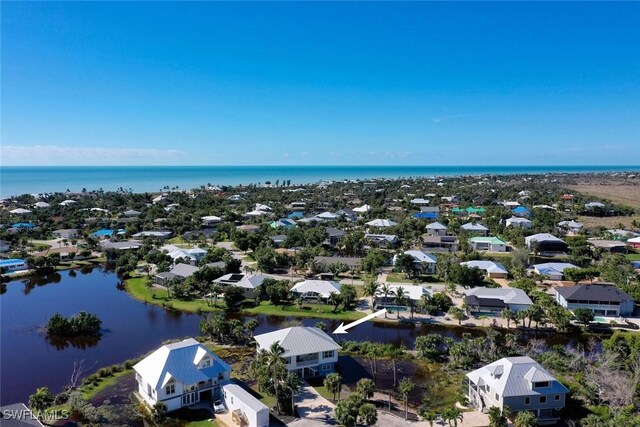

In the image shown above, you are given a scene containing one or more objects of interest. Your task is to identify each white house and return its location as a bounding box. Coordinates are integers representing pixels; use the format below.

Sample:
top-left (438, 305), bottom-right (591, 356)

top-left (213, 273), bottom-right (267, 299)
top-left (353, 204), bottom-right (372, 213)
top-left (506, 217), bottom-right (532, 229)
top-left (9, 208), bottom-right (31, 215)
top-left (525, 234), bottom-right (568, 253)
top-left (394, 250), bottom-right (437, 274)
top-left (201, 215), bottom-right (222, 226)
top-left (0, 259), bottom-right (28, 273)
top-left (465, 287), bottom-right (533, 314)
top-left (162, 245), bottom-right (207, 266)
top-left (34, 201), bottom-right (50, 209)
top-left (558, 220), bottom-right (584, 235)
top-left (376, 284), bottom-right (431, 307)
top-left (290, 280), bottom-right (341, 302)
top-left (254, 327), bottom-right (341, 379)
top-left (466, 356), bottom-right (568, 425)
top-left (133, 338), bottom-right (232, 412)
top-left (461, 260), bottom-right (509, 279)
top-left (221, 383), bottom-right (269, 427)
top-left (533, 262), bottom-right (579, 281)
top-left (366, 219), bottom-right (398, 228)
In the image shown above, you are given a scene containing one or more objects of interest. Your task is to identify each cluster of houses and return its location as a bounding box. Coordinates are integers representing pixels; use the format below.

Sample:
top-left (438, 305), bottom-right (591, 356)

top-left (132, 325), bottom-right (569, 426)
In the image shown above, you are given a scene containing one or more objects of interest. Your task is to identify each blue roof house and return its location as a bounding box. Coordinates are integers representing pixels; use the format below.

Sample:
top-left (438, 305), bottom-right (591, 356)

top-left (512, 206), bottom-right (531, 217)
top-left (0, 259), bottom-right (29, 272)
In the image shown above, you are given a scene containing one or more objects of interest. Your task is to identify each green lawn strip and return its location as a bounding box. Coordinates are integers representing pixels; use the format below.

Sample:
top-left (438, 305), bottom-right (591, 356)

top-left (625, 253), bottom-right (640, 261)
top-left (244, 301), bottom-right (365, 321)
top-left (81, 369), bottom-right (134, 400)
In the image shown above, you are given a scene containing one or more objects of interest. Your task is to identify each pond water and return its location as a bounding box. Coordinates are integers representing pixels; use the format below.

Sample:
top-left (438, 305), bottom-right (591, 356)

top-left (0, 267), bottom-right (604, 405)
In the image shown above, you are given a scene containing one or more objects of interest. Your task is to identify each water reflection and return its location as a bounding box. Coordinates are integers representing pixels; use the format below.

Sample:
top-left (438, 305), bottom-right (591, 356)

top-left (47, 334), bottom-right (102, 350)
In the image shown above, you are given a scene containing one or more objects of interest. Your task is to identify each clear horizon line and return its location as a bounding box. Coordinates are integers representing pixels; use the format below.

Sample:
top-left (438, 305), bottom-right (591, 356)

top-left (2, 164), bottom-right (639, 168)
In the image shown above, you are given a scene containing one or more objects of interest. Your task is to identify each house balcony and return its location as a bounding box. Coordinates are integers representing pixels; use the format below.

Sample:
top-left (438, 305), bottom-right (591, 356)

top-left (184, 379), bottom-right (215, 393)
top-left (295, 356), bottom-right (319, 367)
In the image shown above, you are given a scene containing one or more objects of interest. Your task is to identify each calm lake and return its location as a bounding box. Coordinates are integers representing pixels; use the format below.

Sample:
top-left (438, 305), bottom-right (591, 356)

top-left (0, 268), bottom-right (600, 405)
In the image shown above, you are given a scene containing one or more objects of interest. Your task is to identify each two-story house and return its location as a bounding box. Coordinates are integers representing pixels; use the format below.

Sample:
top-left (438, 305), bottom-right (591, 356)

top-left (133, 338), bottom-right (231, 411)
top-left (466, 356), bottom-right (568, 425)
top-left (253, 327), bottom-right (341, 379)
top-left (555, 283), bottom-right (635, 317)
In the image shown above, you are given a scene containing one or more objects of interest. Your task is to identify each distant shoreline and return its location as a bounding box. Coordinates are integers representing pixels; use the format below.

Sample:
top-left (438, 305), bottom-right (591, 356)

top-left (1, 165), bottom-right (638, 198)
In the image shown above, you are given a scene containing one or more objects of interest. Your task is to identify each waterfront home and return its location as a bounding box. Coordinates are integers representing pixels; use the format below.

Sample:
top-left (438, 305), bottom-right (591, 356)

top-left (0, 259), bottom-right (28, 273)
top-left (532, 262), bottom-right (579, 281)
top-left (465, 287), bottom-right (533, 315)
top-left (525, 233), bottom-right (568, 253)
top-left (254, 326), bottom-right (341, 378)
top-left (162, 245), bottom-right (207, 265)
top-left (425, 221), bottom-right (447, 236)
top-left (394, 250), bottom-right (437, 274)
top-left (156, 263), bottom-right (200, 285)
top-left (221, 383), bottom-right (269, 427)
top-left (422, 235), bottom-right (459, 253)
top-left (132, 230), bottom-right (172, 239)
top-left (290, 280), bottom-right (341, 303)
top-left (461, 260), bottom-right (509, 279)
top-left (201, 215), bottom-right (222, 226)
top-left (468, 236), bottom-right (507, 252)
top-left (213, 273), bottom-right (267, 299)
top-left (460, 222), bottom-right (489, 236)
top-left (52, 228), bottom-right (81, 239)
top-left (133, 338), bottom-right (231, 412)
top-left (466, 356), bottom-right (568, 425)
top-left (366, 219), bottom-right (398, 228)
top-left (587, 238), bottom-right (627, 254)
top-left (505, 217), bottom-right (532, 229)
top-left (376, 284), bottom-right (431, 308)
top-left (555, 284), bottom-right (635, 317)
top-left (558, 220), bottom-right (584, 235)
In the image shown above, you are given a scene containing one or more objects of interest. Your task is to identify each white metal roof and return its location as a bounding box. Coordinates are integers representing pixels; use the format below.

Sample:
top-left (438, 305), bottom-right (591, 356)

top-left (254, 327), bottom-right (341, 357)
top-left (290, 280), bottom-right (341, 298)
top-left (366, 219), bottom-right (398, 227)
top-left (461, 260), bottom-right (508, 275)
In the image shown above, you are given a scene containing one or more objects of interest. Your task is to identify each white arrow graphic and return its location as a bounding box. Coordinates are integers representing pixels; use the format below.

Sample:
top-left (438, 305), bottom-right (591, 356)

top-left (332, 309), bottom-right (387, 334)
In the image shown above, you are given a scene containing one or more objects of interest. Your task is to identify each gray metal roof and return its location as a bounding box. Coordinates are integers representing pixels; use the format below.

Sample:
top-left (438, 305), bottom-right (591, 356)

top-left (466, 356), bottom-right (568, 397)
top-left (465, 287), bottom-right (532, 306)
top-left (556, 284), bottom-right (634, 303)
top-left (254, 326), bottom-right (341, 357)
top-left (222, 382), bottom-right (269, 412)
top-left (170, 263), bottom-right (199, 278)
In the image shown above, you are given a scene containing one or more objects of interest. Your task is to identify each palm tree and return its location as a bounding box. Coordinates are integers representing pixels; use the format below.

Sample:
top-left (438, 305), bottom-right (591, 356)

top-left (514, 411), bottom-right (538, 427)
top-left (500, 308), bottom-right (517, 329)
top-left (378, 284), bottom-right (395, 318)
top-left (285, 372), bottom-right (301, 415)
top-left (398, 377), bottom-right (415, 420)
top-left (324, 372), bottom-right (342, 401)
top-left (442, 407), bottom-right (464, 427)
top-left (266, 341), bottom-right (287, 413)
top-left (423, 411), bottom-right (438, 427)
top-left (363, 281), bottom-right (380, 312)
top-left (356, 378), bottom-right (375, 400)
top-left (394, 287), bottom-right (407, 319)
top-left (249, 349), bottom-right (269, 392)
top-left (358, 402), bottom-right (378, 426)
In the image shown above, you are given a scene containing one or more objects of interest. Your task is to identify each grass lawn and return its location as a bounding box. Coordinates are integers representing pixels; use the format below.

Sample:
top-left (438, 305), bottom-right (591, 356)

top-left (167, 236), bottom-right (187, 245)
top-left (81, 369), bottom-right (133, 400)
top-left (625, 253), bottom-right (640, 261)
top-left (244, 301), bottom-right (365, 321)
top-left (125, 276), bottom-right (224, 313)
top-left (385, 272), bottom-right (412, 283)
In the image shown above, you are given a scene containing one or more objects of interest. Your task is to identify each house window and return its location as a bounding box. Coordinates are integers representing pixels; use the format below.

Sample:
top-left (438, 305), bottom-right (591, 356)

top-left (323, 351), bottom-right (334, 359)
top-left (555, 395), bottom-right (560, 401)
top-left (534, 381), bottom-right (549, 388)
top-left (525, 397), bottom-right (531, 405)
top-left (218, 373), bottom-right (224, 380)
top-left (322, 364), bottom-right (331, 371)
top-left (165, 383), bottom-right (175, 395)
top-left (202, 358), bottom-right (211, 368)
top-left (495, 393), bottom-right (499, 401)
top-left (539, 396), bottom-right (547, 404)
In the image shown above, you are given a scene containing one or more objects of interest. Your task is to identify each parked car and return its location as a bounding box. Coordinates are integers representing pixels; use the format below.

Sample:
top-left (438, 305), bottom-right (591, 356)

top-left (213, 399), bottom-right (225, 414)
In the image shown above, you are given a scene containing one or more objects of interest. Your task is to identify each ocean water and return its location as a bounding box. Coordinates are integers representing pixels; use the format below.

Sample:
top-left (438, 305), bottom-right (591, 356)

top-left (0, 165), bottom-right (638, 198)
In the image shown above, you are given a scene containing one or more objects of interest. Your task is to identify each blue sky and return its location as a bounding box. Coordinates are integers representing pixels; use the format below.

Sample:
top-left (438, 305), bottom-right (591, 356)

top-left (2, 2), bottom-right (639, 166)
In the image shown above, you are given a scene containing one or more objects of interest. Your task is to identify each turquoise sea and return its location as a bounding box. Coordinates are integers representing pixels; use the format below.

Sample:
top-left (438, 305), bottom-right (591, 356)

top-left (1, 165), bottom-right (639, 198)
